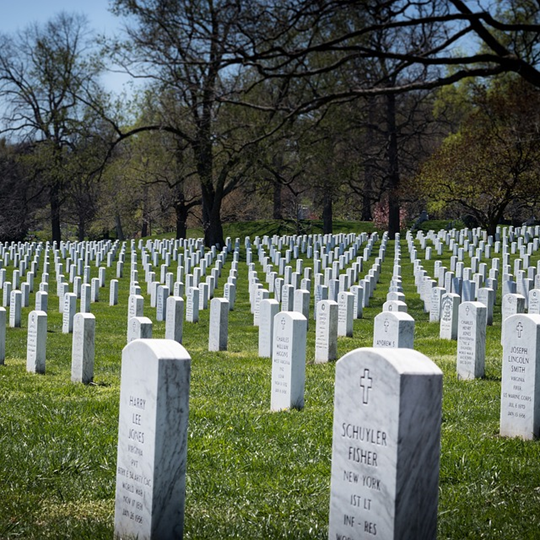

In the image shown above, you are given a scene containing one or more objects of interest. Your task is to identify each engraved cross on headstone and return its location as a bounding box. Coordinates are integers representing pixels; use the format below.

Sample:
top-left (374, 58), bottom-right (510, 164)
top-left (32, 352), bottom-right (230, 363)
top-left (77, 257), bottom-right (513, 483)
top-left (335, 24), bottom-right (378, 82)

top-left (384, 318), bottom-right (389, 332)
top-left (517, 322), bottom-right (524, 338)
top-left (360, 369), bottom-right (373, 405)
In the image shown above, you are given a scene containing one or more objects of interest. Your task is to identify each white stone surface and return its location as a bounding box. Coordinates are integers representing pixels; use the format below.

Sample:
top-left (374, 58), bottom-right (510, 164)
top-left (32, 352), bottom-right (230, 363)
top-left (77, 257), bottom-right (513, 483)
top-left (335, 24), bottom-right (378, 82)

top-left (382, 300), bottom-right (407, 313)
top-left (328, 347), bottom-right (442, 540)
top-left (128, 317), bottom-right (153, 343)
top-left (259, 299), bottom-right (279, 358)
top-left (71, 313), bottom-right (95, 384)
top-left (114, 339), bottom-right (191, 539)
top-left (9, 290), bottom-right (21, 328)
top-left (457, 301), bottom-right (487, 380)
top-left (373, 311), bottom-right (415, 349)
top-left (501, 293), bottom-right (526, 344)
top-left (270, 311), bottom-right (307, 411)
top-left (128, 294), bottom-right (144, 324)
top-left (186, 287), bottom-right (199, 323)
top-left (26, 310), bottom-right (47, 374)
top-left (500, 314), bottom-right (540, 439)
top-left (439, 293), bottom-right (460, 340)
top-left (477, 287), bottom-right (495, 326)
top-left (293, 289), bottom-right (310, 326)
top-left (110, 279), bottom-right (119, 306)
top-left (208, 298), bottom-right (229, 351)
top-left (337, 291), bottom-right (354, 337)
top-left (62, 293), bottom-right (77, 333)
top-left (315, 300), bottom-right (338, 363)
top-left (165, 296), bottom-right (184, 344)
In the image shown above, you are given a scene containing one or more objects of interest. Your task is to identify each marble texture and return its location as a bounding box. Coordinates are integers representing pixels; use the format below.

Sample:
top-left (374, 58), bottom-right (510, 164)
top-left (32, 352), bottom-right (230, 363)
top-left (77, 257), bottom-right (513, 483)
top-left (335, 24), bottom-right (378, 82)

top-left (156, 285), bottom-right (169, 322)
top-left (314, 284), bottom-right (328, 320)
top-left (501, 293), bottom-right (526, 344)
top-left (337, 291), bottom-right (354, 337)
top-left (110, 279), bottom-right (119, 306)
top-left (315, 300), bottom-right (338, 363)
top-left (128, 317), bottom-right (153, 343)
top-left (71, 313), bottom-right (95, 384)
top-left (186, 287), bottom-right (199, 323)
top-left (81, 284), bottom-right (91, 313)
top-left (439, 293), bottom-right (460, 340)
top-left (328, 347), bottom-right (442, 540)
top-left (224, 282), bottom-right (236, 311)
top-left (293, 289), bottom-right (310, 327)
top-left (351, 285), bottom-right (364, 319)
top-left (429, 287), bottom-right (446, 323)
top-left (114, 339), bottom-right (191, 540)
top-left (208, 298), bottom-right (229, 351)
top-left (165, 296), bottom-right (184, 344)
top-left (281, 284), bottom-right (295, 312)
top-left (259, 299), bottom-right (279, 358)
top-left (382, 300), bottom-right (407, 313)
top-left (373, 311), bottom-right (415, 349)
top-left (457, 301), bottom-right (487, 380)
top-left (9, 290), bottom-right (22, 328)
top-left (35, 290), bottom-right (48, 312)
top-left (26, 310), bottom-right (47, 374)
top-left (128, 294), bottom-right (144, 324)
top-left (62, 293), bottom-right (77, 334)
top-left (477, 287), bottom-right (495, 326)
top-left (500, 314), bottom-right (540, 440)
top-left (528, 288), bottom-right (540, 315)
top-left (271, 311), bottom-right (307, 411)
top-left (253, 289), bottom-right (269, 327)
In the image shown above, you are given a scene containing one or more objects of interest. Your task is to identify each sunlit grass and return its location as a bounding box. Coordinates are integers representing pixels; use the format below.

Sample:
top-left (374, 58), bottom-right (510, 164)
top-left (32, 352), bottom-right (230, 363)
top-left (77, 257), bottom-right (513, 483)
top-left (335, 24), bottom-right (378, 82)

top-left (0, 229), bottom-right (539, 538)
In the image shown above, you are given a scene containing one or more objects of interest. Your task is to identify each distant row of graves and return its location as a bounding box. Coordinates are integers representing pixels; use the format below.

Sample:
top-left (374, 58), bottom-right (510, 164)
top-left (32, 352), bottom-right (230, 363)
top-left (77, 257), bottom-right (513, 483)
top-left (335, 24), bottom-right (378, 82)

top-left (1, 223), bottom-right (538, 539)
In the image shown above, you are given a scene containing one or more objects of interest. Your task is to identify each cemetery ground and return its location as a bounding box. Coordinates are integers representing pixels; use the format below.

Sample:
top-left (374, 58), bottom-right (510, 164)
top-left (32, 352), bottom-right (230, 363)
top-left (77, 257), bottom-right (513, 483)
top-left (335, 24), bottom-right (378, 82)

top-left (1, 223), bottom-right (540, 539)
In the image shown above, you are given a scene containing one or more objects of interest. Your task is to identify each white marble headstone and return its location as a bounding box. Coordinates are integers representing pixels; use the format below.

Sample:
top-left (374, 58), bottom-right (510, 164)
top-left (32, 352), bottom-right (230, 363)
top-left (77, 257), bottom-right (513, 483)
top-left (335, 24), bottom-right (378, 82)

top-left (337, 291), bottom-right (354, 338)
top-left (315, 300), bottom-right (338, 363)
top-left (71, 313), bottom-right (95, 384)
top-left (259, 298), bottom-right (279, 358)
top-left (271, 311), bottom-right (307, 411)
top-left (208, 298), bottom-right (229, 351)
top-left (457, 301), bottom-right (487, 380)
top-left (500, 314), bottom-right (540, 439)
top-left (165, 296), bottom-right (184, 344)
top-left (439, 293), bottom-right (460, 340)
top-left (26, 310), bottom-right (47, 374)
top-left (328, 348), bottom-right (442, 540)
top-left (114, 339), bottom-right (191, 539)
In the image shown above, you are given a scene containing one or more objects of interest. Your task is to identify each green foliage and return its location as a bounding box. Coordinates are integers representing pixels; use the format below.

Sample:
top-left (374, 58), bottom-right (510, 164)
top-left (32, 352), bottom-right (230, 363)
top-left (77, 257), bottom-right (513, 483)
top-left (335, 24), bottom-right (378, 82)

top-left (416, 78), bottom-right (540, 233)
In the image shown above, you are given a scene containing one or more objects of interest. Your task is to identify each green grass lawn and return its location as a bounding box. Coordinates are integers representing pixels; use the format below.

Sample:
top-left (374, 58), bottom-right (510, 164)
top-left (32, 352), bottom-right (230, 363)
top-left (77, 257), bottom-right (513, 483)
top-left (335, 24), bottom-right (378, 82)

top-left (1, 229), bottom-right (539, 539)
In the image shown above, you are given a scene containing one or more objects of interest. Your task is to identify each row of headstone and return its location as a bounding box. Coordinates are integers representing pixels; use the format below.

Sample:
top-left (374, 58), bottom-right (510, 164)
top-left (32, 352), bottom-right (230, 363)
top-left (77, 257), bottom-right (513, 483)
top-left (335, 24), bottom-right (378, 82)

top-left (114, 338), bottom-right (443, 539)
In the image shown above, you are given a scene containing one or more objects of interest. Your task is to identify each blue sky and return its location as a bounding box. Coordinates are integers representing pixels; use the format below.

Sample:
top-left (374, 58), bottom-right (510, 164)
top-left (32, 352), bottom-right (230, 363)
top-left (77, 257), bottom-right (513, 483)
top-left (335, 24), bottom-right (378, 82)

top-left (1, 0), bottom-right (130, 94)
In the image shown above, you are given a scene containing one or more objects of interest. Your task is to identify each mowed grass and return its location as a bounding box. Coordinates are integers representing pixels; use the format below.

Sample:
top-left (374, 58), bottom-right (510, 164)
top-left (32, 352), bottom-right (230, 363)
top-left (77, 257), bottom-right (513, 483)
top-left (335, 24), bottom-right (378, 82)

top-left (1, 230), bottom-right (540, 539)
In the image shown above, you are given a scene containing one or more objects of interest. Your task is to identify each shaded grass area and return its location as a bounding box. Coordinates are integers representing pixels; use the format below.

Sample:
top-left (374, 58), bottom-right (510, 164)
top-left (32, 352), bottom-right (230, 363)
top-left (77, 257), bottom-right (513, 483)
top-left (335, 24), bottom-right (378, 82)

top-left (0, 231), bottom-right (539, 538)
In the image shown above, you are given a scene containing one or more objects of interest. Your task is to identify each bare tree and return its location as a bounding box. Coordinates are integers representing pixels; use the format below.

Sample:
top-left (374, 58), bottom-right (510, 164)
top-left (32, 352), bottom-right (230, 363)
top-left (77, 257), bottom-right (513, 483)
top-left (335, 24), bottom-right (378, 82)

top-left (0, 12), bottom-right (106, 242)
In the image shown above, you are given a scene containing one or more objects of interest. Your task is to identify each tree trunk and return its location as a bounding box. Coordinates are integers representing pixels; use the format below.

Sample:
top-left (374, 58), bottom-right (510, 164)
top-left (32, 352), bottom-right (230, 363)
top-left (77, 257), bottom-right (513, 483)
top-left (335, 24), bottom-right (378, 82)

top-left (202, 192), bottom-right (224, 247)
top-left (175, 201), bottom-right (188, 240)
top-left (361, 97), bottom-right (374, 221)
top-left (78, 212), bottom-right (85, 242)
top-left (141, 185), bottom-right (149, 238)
top-left (50, 182), bottom-right (62, 243)
top-left (322, 189), bottom-right (333, 234)
top-left (386, 92), bottom-right (401, 239)
top-left (273, 180), bottom-right (283, 220)
top-left (115, 212), bottom-right (125, 241)
top-left (197, 137), bottom-right (225, 247)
